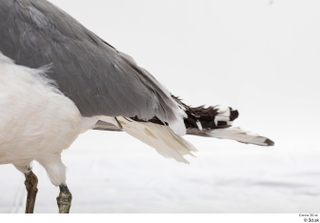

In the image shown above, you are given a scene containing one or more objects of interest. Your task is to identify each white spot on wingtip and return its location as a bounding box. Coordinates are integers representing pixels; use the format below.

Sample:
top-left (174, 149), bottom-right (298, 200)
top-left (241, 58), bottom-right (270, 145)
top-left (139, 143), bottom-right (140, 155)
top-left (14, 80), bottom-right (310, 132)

top-left (214, 117), bottom-right (218, 126)
top-left (196, 120), bottom-right (203, 130)
top-left (216, 105), bottom-right (229, 113)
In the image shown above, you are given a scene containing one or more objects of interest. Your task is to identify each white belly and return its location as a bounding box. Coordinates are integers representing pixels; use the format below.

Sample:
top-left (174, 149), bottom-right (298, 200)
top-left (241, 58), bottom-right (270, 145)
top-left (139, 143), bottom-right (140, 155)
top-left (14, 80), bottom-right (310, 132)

top-left (0, 53), bottom-right (82, 166)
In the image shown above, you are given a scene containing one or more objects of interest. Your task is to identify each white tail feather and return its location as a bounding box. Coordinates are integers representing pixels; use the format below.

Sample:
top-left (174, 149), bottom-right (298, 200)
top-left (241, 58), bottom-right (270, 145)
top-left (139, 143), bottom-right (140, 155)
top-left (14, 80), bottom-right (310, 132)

top-left (206, 127), bottom-right (271, 146)
top-left (100, 116), bottom-right (197, 163)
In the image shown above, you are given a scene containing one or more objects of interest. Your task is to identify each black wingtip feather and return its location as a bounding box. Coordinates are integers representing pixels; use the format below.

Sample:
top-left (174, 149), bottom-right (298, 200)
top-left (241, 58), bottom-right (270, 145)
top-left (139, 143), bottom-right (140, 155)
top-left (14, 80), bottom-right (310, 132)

top-left (229, 109), bottom-right (239, 121)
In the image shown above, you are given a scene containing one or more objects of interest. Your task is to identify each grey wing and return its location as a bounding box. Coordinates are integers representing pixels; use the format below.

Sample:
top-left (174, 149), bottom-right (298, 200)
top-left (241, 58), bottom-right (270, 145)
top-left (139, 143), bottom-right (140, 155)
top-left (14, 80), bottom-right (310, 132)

top-left (0, 0), bottom-right (185, 131)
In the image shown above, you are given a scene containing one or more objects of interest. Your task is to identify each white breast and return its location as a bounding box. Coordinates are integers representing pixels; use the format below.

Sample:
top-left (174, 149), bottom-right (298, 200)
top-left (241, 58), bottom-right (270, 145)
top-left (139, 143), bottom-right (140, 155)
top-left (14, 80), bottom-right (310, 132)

top-left (0, 53), bottom-right (82, 166)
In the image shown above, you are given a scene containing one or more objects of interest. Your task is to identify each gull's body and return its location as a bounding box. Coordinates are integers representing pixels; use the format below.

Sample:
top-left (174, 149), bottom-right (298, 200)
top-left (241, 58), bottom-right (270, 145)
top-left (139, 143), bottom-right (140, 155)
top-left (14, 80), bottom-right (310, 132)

top-left (0, 0), bottom-right (274, 213)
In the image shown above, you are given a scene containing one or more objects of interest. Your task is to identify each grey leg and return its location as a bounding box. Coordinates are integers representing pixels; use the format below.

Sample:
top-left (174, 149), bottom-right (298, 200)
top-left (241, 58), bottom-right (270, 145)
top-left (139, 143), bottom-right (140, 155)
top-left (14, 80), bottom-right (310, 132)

top-left (24, 171), bottom-right (38, 213)
top-left (56, 184), bottom-right (72, 213)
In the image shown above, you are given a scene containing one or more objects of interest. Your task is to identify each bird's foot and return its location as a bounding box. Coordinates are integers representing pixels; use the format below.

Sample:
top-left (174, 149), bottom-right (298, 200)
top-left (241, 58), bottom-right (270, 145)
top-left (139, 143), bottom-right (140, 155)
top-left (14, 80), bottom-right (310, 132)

top-left (24, 171), bottom-right (38, 213)
top-left (57, 185), bottom-right (72, 213)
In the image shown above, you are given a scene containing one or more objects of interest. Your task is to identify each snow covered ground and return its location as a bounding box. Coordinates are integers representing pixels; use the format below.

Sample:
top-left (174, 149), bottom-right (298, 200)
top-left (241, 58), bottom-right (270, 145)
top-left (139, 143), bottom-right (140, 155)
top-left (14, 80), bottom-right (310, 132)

top-left (1, 131), bottom-right (319, 213)
top-left (1, 0), bottom-right (319, 213)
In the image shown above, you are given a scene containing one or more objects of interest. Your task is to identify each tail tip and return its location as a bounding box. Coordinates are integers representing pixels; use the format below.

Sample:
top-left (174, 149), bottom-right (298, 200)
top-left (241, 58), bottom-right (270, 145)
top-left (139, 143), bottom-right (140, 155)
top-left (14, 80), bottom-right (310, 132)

top-left (264, 138), bottom-right (275, 146)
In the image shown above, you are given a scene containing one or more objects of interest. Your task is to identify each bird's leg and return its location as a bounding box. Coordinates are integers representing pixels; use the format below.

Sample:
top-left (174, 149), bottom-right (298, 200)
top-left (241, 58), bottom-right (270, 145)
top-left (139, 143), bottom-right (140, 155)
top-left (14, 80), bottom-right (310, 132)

top-left (56, 184), bottom-right (72, 213)
top-left (24, 171), bottom-right (38, 213)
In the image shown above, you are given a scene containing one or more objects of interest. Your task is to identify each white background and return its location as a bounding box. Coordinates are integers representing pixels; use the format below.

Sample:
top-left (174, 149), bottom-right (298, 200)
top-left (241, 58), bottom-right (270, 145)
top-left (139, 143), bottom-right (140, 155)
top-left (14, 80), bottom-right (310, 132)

top-left (0, 0), bottom-right (319, 213)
